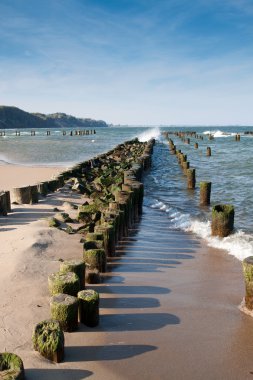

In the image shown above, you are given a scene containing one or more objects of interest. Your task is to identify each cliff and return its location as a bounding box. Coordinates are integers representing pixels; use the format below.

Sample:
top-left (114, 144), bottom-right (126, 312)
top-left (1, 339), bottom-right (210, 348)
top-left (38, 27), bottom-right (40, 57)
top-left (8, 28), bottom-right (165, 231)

top-left (0, 106), bottom-right (108, 129)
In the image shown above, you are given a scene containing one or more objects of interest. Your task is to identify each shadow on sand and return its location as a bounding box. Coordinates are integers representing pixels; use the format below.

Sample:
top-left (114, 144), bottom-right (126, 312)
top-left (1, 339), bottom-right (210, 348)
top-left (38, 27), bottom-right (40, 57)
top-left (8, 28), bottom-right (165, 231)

top-left (66, 344), bottom-right (157, 362)
top-left (25, 368), bottom-right (92, 380)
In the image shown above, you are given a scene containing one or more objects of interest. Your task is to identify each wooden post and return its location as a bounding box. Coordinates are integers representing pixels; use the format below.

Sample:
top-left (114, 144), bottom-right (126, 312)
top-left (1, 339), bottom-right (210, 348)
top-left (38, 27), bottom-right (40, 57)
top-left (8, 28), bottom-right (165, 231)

top-left (187, 169), bottom-right (196, 189)
top-left (32, 319), bottom-right (64, 363)
top-left (60, 259), bottom-right (85, 290)
top-left (242, 257), bottom-right (253, 310)
top-left (194, 142), bottom-right (198, 149)
top-left (50, 294), bottom-right (79, 332)
top-left (199, 182), bottom-right (211, 205)
top-left (83, 249), bottom-right (107, 272)
top-left (78, 289), bottom-right (99, 327)
top-left (30, 185), bottom-right (39, 204)
top-left (85, 268), bottom-right (101, 284)
top-left (11, 186), bottom-right (31, 204)
top-left (0, 352), bottom-right (25, 379)
top-left (211, 204), bottom-right (234, 237)
top-left (206, 147), bottom-right (211, 156)
top-left (48, 271), bottom-right (80, 296)
top-left (182, 161), bottom-right (190, 175)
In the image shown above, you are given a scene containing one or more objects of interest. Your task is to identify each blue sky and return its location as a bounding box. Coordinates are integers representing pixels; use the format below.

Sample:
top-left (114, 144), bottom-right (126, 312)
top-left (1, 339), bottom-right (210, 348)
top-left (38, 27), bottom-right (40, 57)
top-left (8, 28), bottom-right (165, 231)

top-left (0, 0), bottom-right (253, 125)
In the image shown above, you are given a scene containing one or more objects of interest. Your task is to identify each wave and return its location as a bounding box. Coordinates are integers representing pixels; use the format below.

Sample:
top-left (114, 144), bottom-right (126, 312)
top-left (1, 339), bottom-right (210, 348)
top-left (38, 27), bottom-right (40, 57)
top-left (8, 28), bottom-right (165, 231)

top-left (150, 199), bottom-right (253, 261)
top-left (138, 127), bottom-right (161, 142)
top-left (0, 154), bottom-right (13, 165)
top-left (203, 130), bottom-right (236, 138)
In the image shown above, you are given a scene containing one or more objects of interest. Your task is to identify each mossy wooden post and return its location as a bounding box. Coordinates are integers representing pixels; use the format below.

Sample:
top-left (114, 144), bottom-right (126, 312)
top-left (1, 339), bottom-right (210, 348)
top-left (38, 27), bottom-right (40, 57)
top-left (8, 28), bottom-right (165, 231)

top-left (199, 182), bottom-right (211, 206)
top-left (0, 193), bottom-right (7, 216)
top-left (11, 186), bottom-right (31, 204)
top-left (109, 203), bottom-right (124, 240)
top-left (83, 249), bottom-right (107, 272)
top-left (30, 185), bottom-right (39, 204)
top-left (102, 210), bottom-right (120, 244)
top-left (32, 319), bottom-right (64, 363)
top-left (60, 259), bottom-right (85, 290)
top-left (211, 204), bottom-right (234, 237)
top-left (206, 147), bottom-right (211, 156)
top-left (114, 190), bottom-right (131, 231)
top-left (86, 232), bottom-right (104, 242)
top-left (114, 191), bottom-right (132, 230)
top-left (122, 184), bottom-right (135, 225)
top-left (83, 240), bottom-right (104, 251)
top-left (242, 257), bottom-right (253, 310)
top-left (3, 191), bottom-right (11, 213)
top-left (78, 289), bottom-right (99, 327)
top-left (0, 352), bottom-right (25, 380)
top-left (0, 192), bottom-right (8, 216)
top-left (85, 268), bottom-right (101, 284)
top-left (50, 294), bottom-right (79, 332)
top-left (37, 181), bottom-right (49, 196)
top-left (171, 146), bottom-right (176, 155)
top-left (187, 168), bottom-right (196, 189)
top-left (94, 224), bottom-right (115, 257)
top-left (48, 271), bottom-right (80, 296)
top-left (180, 154), bottom-right (187, 168)
top-left (125, 180), bottom-right (144, 222)
top-left (182, 161), bottom-right (190, 175)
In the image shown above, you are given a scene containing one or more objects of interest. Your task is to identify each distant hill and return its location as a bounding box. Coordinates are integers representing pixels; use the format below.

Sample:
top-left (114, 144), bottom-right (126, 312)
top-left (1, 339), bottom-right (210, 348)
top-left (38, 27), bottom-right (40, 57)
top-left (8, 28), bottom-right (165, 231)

top-left (0, 106), bottom-right (108, 129)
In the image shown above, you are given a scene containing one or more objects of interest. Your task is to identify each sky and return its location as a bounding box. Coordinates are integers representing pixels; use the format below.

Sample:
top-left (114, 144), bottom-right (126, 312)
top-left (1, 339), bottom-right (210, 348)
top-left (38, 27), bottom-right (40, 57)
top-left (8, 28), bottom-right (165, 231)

top-left (0, 0), bottom-right (253, 125)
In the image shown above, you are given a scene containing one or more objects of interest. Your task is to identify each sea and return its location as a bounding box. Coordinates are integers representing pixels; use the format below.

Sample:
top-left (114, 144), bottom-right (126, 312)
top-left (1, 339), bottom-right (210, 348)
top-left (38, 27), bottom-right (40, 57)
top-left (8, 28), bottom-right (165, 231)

top-left (0, 125), bottom-right (253, 262)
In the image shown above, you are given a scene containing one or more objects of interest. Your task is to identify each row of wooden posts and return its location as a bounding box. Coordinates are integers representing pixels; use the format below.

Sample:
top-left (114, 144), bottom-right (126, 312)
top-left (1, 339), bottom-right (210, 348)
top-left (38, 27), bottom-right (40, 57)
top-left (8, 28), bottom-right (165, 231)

top-left (166, 132), bottom-right (253, 316)
top-left (33, 139), bottom-right (155, 363)
top-left (163, 130), bottom-right (242, 143)
top-left (0, 138), bottom-right (155, 373)
top-left (167, 136), bottom-right (234, 238)
top-left (0, 129), bottom-right (96, 137)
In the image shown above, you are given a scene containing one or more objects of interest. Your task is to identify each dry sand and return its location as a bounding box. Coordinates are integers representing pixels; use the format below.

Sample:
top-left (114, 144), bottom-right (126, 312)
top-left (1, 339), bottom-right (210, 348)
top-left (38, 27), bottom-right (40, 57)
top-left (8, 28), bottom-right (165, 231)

top-left (0, 165), bottom-right (253, 379)
top-left (0, 164), bottom-right (64, 190)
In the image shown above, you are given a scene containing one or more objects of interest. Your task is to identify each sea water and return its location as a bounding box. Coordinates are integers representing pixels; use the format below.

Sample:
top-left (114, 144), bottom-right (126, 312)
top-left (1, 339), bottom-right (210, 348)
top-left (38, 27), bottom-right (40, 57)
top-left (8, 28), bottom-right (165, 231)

top-left (0, 125), bottom-right (253, 261)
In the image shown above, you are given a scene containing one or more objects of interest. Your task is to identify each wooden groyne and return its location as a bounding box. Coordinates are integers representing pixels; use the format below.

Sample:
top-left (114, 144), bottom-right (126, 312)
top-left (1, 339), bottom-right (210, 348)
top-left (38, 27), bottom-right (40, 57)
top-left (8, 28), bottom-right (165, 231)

top-left (0, 137), bottom-right (155, 373)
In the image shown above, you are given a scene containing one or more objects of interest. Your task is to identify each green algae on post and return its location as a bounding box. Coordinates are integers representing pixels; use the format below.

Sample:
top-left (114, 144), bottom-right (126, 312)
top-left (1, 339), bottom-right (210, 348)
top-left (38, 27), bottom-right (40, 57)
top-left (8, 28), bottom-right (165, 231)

top-left (50, 293), bottom-right (79, 332)
top-left (78, 289), bottom-right (99, 327)
top-left (0, 352), bottom-right (25, 380)
top-left (32, 319), bottom-right (64, 363)
top-left (187, 168), bottom-right (196, 189)
top-left (48, 271), bottom-right (80, 296)
top-left (199, 182), bottom-right (211, 206)
top-left (85, 268), bottom-right (101, 284)
top-left (211, 204), bottom-right (234, 237)
top-left (242, 256), bottom-right (253, 310)
top-left (83, 249), bottom-right (107, 273)
top-left (60, 259), bottom-right (85, 290)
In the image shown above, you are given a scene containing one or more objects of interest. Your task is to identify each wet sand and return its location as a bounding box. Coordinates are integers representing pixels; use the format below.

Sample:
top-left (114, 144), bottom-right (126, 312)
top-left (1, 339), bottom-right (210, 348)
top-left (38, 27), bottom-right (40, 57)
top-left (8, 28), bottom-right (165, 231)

top-left (1, 174), bottom-right (253, 379)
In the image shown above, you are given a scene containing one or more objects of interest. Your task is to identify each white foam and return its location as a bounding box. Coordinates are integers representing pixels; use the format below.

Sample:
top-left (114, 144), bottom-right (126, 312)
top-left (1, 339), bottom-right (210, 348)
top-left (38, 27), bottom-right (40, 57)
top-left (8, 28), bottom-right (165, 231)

top-left (150, 200), bottom-right (253, 261)
top-left (187, 219), bottom-right (253, 261)
top-left (0, 153), bottom-right (13, 165)
top-left (138, 127), bottom-right (161, 142)
top-left (203, 130), bottom-right (236, 138)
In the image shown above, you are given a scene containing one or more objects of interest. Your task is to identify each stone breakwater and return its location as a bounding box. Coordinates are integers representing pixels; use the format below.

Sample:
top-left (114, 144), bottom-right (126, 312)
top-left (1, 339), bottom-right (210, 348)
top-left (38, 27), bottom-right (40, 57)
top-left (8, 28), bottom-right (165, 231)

top-left (0, 138), bottom-right (155, 376)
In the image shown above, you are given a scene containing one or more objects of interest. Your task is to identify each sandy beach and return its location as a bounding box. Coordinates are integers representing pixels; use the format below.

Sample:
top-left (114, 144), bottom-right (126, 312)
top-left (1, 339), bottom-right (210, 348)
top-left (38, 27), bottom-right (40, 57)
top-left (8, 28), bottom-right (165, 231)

top-left (1, 164), bottom-right (253, 379)
top-left (0, 165), bottom-right (64, 191)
